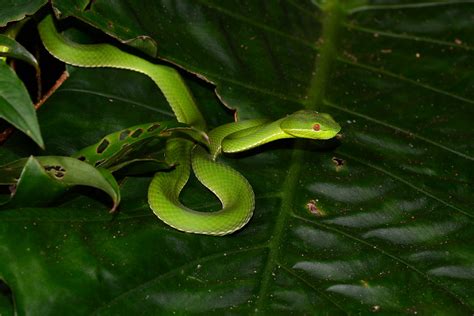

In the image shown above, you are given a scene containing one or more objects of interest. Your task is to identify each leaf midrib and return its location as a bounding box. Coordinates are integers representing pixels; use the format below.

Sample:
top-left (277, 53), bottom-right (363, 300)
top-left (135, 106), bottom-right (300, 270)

top-left (255, 1), bottom-right (345, 311)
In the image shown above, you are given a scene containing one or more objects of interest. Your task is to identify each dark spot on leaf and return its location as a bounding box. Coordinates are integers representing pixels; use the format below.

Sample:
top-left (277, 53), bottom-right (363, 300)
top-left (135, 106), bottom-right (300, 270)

top-left (147, 123), bottom-right (161, 132)
top-left (54, 172), bottom-right (65, 178)
top-left (306, 200), bottom-right (323, 216)
top-left (119, 130), bottom-right (131, 141)
top-left (96, 139), bottom-right (110, 154)
top-left (94, 159), bottom-right (104, 167)
top-left (332, 157), bottom-right (345, 167)
top-left (131, 129), bottom-right (143, 138)
top-left (77, 156), bottom-right (86, 161)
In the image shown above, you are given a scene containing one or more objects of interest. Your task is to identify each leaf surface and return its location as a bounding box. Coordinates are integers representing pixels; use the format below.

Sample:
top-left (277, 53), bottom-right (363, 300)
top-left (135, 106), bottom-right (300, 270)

top-left (0, 0), bottom-right (47, 26)
top-left (0, 62), bottom-right (43, 148)
top-left (0, 35), bottom-right (39, 71)
top-left (0, 1), bottom-right (473, 314)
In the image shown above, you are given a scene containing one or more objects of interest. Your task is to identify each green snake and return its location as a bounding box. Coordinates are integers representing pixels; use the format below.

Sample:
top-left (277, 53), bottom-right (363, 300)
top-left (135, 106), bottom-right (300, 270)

top-left (38, 15), bottom-right (341, 235)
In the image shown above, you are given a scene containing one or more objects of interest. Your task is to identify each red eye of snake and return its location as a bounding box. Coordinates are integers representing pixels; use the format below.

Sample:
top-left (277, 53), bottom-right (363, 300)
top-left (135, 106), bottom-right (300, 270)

top-left (312, 124), bottom-right (321, 131)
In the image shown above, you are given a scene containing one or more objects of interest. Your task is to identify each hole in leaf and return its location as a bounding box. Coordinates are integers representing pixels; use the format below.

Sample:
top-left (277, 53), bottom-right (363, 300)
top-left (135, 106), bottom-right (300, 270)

top-left (44, 165), bottom-right (62, 172)
top-left (147, 123), bottom-right (161, 132)
top-left (119, 130), bottom-right (131, 141)
top-left (131, 129), bottom-right (143, 138)
top-left (96, 139), bottom-right (110, 154)
top-left (332, 157), bottom-right (345, 167)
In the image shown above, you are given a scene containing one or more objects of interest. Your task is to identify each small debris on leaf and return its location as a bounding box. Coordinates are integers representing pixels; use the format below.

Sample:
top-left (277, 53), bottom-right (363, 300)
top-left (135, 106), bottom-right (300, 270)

top-left (306, 199), bottom-right (323, 216)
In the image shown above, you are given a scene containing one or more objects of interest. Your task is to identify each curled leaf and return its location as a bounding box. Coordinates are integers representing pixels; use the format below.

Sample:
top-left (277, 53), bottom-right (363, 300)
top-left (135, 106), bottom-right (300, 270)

top-left (0, 156), bottom-right (120, 211)
top-left (0, 35), bottom-right (39, 71)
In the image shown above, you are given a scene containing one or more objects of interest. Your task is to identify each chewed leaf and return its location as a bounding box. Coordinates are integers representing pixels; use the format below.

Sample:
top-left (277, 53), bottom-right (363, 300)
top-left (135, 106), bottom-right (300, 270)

top-left (0, 156), bottom-right (120, 211)
top-left (7, 157), bottom-right (66, 207)
top-left (0, 62), bottom-right (43, 148)
top-left (0, 35), bottom-right (39, 71)
top-left (72, 121), bottom-right (208, 171)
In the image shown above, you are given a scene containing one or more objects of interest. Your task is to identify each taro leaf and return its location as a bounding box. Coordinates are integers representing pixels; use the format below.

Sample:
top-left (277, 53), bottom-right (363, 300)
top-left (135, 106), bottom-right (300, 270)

top-left (0, 1), bottom-right (473, 315)
top-left (0, 0), bottom-right (47, 26)
top-left (0, 156), bottom-right (120, 210)
top-left (0, 35), bottom-right (39, 71)
top-left (0, 62), bottom-right (43, 148)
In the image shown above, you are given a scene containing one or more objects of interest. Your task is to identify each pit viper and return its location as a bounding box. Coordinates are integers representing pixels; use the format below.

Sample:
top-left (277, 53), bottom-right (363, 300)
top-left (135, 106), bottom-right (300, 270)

top-left (38, 15), bottom-right (341, 235)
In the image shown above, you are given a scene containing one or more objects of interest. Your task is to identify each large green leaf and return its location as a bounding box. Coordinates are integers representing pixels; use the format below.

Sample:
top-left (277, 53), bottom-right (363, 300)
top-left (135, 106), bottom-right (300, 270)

top-left (0, 0), bottom-right (473, 314)
top-left (0, 0), bottom-right (47, 26)
top-left (0, 61), bottom-right (43, 148)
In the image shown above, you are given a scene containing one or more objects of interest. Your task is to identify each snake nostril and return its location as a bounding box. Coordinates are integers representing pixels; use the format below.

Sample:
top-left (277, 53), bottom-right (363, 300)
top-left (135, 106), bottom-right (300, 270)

top-left (312, 124), bottom-right (321, 131)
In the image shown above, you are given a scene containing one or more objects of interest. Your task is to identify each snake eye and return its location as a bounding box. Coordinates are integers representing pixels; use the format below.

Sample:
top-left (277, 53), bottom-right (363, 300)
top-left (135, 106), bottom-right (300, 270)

top-left (312, 124), bottom-right (321, 131)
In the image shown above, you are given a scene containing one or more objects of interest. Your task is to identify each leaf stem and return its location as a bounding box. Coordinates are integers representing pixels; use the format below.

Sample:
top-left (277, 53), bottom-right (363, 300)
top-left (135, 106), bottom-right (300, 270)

top-left (304, 0), bottom-right (344, 110)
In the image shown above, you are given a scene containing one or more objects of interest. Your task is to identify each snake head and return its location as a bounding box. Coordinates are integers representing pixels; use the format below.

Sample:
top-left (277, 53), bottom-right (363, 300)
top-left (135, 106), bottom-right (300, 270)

top-left (281, 110), bottom-right (341, 140)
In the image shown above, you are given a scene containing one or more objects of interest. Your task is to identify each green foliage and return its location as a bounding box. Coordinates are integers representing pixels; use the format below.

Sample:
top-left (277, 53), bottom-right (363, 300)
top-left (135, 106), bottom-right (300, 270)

top-left (0, 0), bottom-right (47, 26)
top-left (0, 61), bottom-right (43, 147)
top-left (0, 0), bottom-right (472, 314)
top-left (0, 35), bottom-right (38, 70)
top-left (0, 156), bottom-right (120, 209)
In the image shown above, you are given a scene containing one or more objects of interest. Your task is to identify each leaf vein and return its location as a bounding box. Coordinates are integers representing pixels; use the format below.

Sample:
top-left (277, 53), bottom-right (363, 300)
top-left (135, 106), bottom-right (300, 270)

top-left (324, 100), bottom-right (474, 161)
top-left (336, 151), bottom-right (474, 219)
top-left (349, 0), bottom-right (474, 14)
top-left (195, 0), bottom-right (318, 49)
top-left (337, 58), bottom-right (474, 105)
top-left (345, 24), bottom-right (474, 51)
top-left (58, 88), bottom-right (175, 116)
top-left (279, 264), bottom-right (347, 312)
top-left (291, 213), bottom-right (473, 311)
top-left (90, 244), bottom-right (269, 315)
